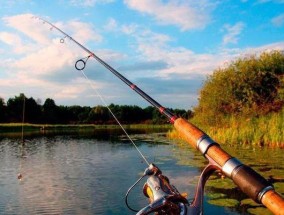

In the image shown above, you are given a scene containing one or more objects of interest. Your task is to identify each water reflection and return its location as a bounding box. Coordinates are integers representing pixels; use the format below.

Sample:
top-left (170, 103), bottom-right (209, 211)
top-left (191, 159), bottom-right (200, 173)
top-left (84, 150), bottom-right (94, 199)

top-left (0, 134), bottom-right (156, 215)
top-left (0, 131), bottom-right (282, 214)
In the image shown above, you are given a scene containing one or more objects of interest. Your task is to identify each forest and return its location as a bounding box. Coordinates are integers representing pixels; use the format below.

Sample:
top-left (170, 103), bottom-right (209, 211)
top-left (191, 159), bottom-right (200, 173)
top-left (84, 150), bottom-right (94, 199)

top-left (0, 94), bottom-right (191, 125)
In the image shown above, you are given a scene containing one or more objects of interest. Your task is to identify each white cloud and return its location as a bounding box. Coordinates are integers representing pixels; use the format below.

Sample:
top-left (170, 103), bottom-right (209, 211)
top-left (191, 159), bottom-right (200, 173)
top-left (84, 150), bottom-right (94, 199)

top-left (0, 31), bottom-right (38, 54)
top-left (272, 14), bottom-right (284, 27)
top-left (0, 13), bottom-right (109, 104)
top-left (242, 42), bottom-right (284, 54)
top-left (121, 24), bottom-right (139, 35)
top-left (64, 21), bottom-right (103, 44)
top-left (222, 22), bottom-right (245, 45)
top-left (3, 14), bottom-right (52, 45)
top-left (1, 14), bottom-right (103, 74)
top-left (124, 0), bottom-right (215, 31)
top-left (1, 12), bottom-right (283, 108)
top-left (0, 32), bottom-right (22, 46)
top-left (137, 43), bottom-right (225, 78)
top-left (257, 0), bottom-right (284, 3)
top-left (70, 0), bottom-right (115, 7)
top-left (12, 43), bottom-right (75, 76)
top-left (116, 24), bottom-right (224, 77)
top-left (139, 41), bottom-right (284, 79)
top-left (116, 23), bottom-right (227, 78)
top-left (104, 18), bottom-right (118, 31)
top-left (118, 23), bottom-right (284, 80)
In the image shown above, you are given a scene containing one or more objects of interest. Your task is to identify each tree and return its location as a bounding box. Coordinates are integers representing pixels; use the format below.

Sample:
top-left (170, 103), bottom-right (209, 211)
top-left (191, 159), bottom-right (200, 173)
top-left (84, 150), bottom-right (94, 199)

top-left (6, 93), bottom-right (26, 122)
top-left (25, 97), bottom-right (42, 123)
top-left (42, 98), bottom-right (58, 123)
top-left (88, 105), bottom-right (109, 123)
top-left (0, 97), bottom-right (7, 122)
top-left (194, 51), bottom-right (284, 125)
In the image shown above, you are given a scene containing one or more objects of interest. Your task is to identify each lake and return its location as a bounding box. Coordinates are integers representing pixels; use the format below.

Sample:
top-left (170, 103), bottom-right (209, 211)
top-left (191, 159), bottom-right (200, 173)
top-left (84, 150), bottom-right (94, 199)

top-left (0, 129), bottom-right (283, 215)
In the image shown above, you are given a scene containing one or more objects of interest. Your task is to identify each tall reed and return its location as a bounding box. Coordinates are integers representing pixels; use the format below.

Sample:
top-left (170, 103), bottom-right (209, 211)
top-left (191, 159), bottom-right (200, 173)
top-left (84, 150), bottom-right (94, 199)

top-left (168, 109), bottom-right (284, 148)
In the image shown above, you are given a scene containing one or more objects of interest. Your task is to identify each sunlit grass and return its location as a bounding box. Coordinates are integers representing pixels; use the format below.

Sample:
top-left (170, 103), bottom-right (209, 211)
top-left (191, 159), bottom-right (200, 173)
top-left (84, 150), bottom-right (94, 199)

top-left (168, 109), bottom-right (284, 148)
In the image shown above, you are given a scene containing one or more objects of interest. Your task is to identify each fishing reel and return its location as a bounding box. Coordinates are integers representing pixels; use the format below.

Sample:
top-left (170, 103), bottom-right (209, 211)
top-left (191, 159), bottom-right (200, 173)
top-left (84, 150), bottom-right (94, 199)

top-left (126, 161), bottom-right (221, 215)
top-left (125, 164), bottom-right (189, 215)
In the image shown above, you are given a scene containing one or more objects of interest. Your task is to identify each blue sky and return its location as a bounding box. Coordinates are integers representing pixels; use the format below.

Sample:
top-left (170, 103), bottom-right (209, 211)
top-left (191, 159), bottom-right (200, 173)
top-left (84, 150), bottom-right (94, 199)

top-left (0, 0), bottom-right (283, 109)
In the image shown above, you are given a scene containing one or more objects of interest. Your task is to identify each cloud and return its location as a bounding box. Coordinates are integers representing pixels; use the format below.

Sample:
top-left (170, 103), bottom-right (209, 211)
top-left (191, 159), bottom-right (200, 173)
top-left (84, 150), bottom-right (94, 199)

top-left (1, 14), bottom-right (103, 73)
top-left (12, 43), bottom-right (76, 76)
top-left (0, 31), bottom-right (39, 54)
top-left (222, 22), bottom-right (245, 45)
top-left (120, 24), bottom-right (172, 46)
top-left (69, 0), bottom-right (115, 7)
top-left (272, 14), bottom-right (284, 27)
top-left (127, 30), bottom-right (224, 77)
top-left (63, 20), bottom-right (103, 44)
top-left (121, 23), bottom-right (139, 35)
top-left (3, 14), bottom-right (52, 45)
top-left (0, 14), bottom-right (110, 105)
top-left (0, 32), bottom-right (22, 46)
top-left (118, 22), bottom-right (284, 83)
top-left (104, 18), bottom-right (118, 31)
top-left (118, 61), bottom-right (168, 72)
top-left (124, 0), bottom-right (216, 31)
top-left (257, 0), bottom-right (284, 3)
top-left (112, 23), bottom-right (235, 79)
top-left (137, 43), bottom-right (219, 77)
top-left (1, 12), bottom-right (284, 109)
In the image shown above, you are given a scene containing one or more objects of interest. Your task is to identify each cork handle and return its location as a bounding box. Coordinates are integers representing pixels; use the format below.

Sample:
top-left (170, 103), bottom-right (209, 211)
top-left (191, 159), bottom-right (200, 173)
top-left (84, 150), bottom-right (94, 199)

top-left (174, 117), bottom-right (284, 215)
top-left (174, 118), bottom-right (232, 166)
top-left (262, 190), bottom-right (284, 215)
top-left (173, 118), bottom-right (205, 148)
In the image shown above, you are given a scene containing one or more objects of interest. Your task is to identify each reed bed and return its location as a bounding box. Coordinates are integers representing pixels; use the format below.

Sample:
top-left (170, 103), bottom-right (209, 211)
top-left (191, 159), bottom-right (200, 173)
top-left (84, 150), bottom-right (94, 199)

top-left (168, 109), bottom-right (284, 148)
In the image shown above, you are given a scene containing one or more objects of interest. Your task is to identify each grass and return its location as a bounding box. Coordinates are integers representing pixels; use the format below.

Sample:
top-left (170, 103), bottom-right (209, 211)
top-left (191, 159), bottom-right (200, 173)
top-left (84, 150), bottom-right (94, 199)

top-left (168, 108), bottom-right (284, 148)
top-left (0, 123), bottom-right (172, 133)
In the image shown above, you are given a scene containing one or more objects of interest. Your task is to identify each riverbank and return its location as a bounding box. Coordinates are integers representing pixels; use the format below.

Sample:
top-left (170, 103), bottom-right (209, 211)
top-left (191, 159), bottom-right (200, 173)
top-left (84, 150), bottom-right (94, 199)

top-left (0, 123), bottom-right (172, 133)
top-left (168, 109), bottom-right (284, 148)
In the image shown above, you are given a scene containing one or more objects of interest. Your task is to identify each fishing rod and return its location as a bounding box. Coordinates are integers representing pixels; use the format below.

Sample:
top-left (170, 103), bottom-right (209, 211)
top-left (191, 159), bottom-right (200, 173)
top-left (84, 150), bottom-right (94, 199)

top-left (35, 17), bottom-right (284, 215)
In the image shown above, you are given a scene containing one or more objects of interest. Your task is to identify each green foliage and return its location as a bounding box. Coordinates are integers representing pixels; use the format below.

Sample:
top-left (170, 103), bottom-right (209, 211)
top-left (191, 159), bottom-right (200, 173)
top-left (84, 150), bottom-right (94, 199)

top-left (0, 97), bottom-right (7, 122)
top-left (194, 51), bottom-right (284, 126)
top-left (1, 94), bottom-right (190, 124)
top-left (168, 107), bottom-right (284, 147)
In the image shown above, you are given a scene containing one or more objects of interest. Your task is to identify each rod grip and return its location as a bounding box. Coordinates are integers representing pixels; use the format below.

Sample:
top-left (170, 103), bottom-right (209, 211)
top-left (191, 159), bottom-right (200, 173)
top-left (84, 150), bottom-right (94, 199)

top-left (231, 165), bottom-right (271, 202)
top-left (261, 190), bottom-right (284, 215)
top-left (174, 118), bottom-right (205, 148)
top-left (174, 118), bottom-right (232, 165)
top-left (173, 117), bottom-right (284, 214)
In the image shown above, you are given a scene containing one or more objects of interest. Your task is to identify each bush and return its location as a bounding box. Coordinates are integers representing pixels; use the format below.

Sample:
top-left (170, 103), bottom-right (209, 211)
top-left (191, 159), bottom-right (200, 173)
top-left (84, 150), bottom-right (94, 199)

top-left (194, 51), bottom-right (284, 126)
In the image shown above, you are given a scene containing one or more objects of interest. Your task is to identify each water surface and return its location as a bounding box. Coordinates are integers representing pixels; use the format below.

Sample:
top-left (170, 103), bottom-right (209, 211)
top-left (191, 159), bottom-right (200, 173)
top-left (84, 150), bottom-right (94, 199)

top-left (0, 131), bottom-right (282, 215)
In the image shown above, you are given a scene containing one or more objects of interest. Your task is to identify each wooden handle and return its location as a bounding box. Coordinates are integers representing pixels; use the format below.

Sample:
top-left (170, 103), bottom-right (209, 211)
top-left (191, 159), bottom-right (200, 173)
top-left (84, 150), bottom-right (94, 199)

top-left (174, 117), bottom-right (284, 214)
top-left (174, 118), bottom-right (205, 148)
top-left (174, 118), bottom-right (231, 166)
top-left (262, 190), bottom-right (284, 215)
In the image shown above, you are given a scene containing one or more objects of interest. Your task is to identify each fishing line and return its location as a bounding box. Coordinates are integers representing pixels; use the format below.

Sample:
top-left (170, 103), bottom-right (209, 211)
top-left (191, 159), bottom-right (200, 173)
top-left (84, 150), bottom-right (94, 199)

top-left (18, 96), bottom-right (26, 180)
top-left (35, 16), bottom-right (151, 166)
top-left (21, 96), bottom-right (25, 145)
top-left (79, 70), bottom-right (150, 166)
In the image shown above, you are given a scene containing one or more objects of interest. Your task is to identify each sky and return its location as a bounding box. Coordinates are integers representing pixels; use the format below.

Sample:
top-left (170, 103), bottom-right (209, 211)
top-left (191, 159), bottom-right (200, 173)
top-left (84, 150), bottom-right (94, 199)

top-left (0, 0), bottom-right (283, 110)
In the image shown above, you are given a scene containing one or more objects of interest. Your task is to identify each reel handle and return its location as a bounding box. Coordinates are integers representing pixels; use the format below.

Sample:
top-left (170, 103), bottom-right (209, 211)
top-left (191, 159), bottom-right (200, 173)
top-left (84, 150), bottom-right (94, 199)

top-left (136, 197), bottom-right (168, 215)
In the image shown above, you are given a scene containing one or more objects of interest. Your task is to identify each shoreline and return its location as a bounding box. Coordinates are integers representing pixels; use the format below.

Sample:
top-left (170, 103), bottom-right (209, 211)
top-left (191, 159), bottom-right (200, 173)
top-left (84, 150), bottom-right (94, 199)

top-left (0, 123), bottom-right (172, 132)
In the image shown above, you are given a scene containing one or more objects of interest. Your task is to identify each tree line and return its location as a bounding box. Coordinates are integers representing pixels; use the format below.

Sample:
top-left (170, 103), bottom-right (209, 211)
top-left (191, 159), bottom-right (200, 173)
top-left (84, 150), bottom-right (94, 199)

top-left (0, 94), bottom-right (192, 124)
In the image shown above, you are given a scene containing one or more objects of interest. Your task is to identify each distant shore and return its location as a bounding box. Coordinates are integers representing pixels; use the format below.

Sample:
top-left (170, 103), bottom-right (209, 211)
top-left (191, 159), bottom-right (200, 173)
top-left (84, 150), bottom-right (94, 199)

top-left (0, 123), bottom-right (172, 133)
